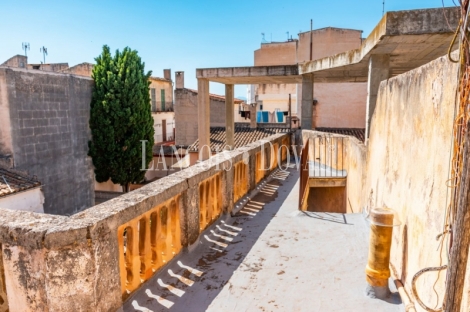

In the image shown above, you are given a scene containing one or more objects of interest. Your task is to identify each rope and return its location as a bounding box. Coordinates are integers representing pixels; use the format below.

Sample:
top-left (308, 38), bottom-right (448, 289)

top-left (448, 19), bottom-right (462, 63)
top-left (411, 265), bottom-right (448, 312)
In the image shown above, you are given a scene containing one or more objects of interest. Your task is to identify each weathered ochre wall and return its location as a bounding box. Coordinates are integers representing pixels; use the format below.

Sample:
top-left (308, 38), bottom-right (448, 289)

top-left (365, 53), bottom-right (458, 311)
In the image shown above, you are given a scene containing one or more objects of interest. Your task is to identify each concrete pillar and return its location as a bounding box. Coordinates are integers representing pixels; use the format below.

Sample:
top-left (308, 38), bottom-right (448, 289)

top-left (365, 55), bottom-right (390, 143)
top-left (225, 84), bottom-right (235, 150)
top-left (249, 104), bottom-right (257, 129)
top-left (301, 74), bottom-right (313, 130)
top-left (197, 78), bottom-right (210, 160)
top-left (175, 71), bottom-right (184, 89)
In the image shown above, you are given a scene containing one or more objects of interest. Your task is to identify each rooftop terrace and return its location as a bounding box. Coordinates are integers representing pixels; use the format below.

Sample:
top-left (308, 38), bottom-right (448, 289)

top-left (124, 166), bottom-right (402, 311)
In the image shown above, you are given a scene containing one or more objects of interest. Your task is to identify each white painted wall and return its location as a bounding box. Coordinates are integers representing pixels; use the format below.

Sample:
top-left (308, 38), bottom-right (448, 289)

top-left (0, 187), bottom-right (44, 213)
top-left (152, 112), bottom-right (175, 142)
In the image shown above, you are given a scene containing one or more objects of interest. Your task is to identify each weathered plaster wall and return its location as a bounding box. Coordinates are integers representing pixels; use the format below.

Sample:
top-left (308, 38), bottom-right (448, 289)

top-left (365, 54), bottom-right (458, 310)
top-left (1, 55), bottom-right (27, 69)
top-left (27, 63), bottom-right (69, 72)
top-left (61, 63), bottom-right (94, 77)
top-left (0, 67), bottom-right (95, 215)
top-left (152, 112), bottom-right (175, 142)
top-left (345, 137), bottom-right (367, 214)
top-left (149, 77), bottom-right (173, 111)
top-left (0, 70), bottom-right (13, 156)
top-left (0, 188), bottom-right (44, 213)
top-left (175, 88), bottom-right (228, 146)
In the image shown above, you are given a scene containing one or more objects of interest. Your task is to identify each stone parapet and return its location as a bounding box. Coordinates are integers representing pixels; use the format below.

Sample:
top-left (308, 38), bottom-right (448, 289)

top-left (0, 133), bottom-right (290, 312)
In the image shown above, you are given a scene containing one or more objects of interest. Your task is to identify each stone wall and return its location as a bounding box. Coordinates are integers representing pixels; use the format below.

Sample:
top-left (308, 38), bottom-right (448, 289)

top-left (1, 55), bottom-right (27, 69)
top-left (0, 67), bottom-right (94, 215)
top-left (174, 88), bottom-right (227, 146)
top-left (61, 63), bottom-right (94, 77)
top-left (0, 133), bottom-right (288, 311)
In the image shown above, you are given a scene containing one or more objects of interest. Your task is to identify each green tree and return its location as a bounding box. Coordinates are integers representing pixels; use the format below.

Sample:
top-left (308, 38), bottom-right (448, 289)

top-left (88, 45), bottom-right (154, 192)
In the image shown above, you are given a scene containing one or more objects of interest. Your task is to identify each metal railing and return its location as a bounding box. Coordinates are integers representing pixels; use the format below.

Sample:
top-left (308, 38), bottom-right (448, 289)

top-left (309, 136), bottom-right (347, 178)
top-left (151, 101), bottom-right (174, 113)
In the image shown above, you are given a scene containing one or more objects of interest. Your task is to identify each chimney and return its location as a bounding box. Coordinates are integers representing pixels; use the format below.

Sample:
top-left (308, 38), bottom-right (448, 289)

top-left (164, 69), bottom-right (171, 81)
top-left (175, 71), bottom-right (184, 89)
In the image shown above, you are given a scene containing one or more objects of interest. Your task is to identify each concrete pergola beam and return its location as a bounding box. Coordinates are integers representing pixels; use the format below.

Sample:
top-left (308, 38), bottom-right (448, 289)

top-left (194, 7), bottom-right (460, 149)
top-left (196, 65), bottom-right (301, 84)
top-left (298, 7), bottom-right (460, 82)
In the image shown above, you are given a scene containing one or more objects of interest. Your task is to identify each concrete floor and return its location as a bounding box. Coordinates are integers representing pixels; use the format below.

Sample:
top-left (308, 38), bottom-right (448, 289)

top-left (124, 167), bottom-right (403, 312)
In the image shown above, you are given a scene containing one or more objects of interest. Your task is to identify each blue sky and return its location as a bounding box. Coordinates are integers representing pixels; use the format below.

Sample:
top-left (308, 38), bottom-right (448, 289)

top-left (0, 0), bottom-right (457, 97)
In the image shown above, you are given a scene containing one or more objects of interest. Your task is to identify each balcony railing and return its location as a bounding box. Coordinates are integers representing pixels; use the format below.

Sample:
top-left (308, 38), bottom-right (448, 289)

top-left (151, 101), bottom-right (174, 113)
top-left (308, 135), bottom-right (347, 178)
top-left (0, 132), bottom-right (290, 311)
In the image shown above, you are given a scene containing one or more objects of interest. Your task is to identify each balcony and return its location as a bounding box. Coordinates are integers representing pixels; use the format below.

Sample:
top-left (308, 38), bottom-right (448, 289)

top-left (151, 101), bottom-right (174, 113)
top-left (0, 131), bottom-right (403, 311)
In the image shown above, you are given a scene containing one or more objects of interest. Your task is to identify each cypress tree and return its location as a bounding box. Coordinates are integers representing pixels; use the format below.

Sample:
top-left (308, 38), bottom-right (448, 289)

top-left (88, 45), bottom-right (154, 192)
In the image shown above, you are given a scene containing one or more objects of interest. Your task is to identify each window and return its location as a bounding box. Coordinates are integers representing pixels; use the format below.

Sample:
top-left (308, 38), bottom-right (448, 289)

top-left (150, 88), bottom-right (156, 111)
top-left (161, 89), bottom-right (165, 111)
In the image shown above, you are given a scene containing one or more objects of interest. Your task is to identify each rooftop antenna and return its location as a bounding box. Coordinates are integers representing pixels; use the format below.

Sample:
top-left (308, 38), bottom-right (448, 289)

top-left (22, 42), bottom-right (30, 57)
top-left (261, 33), bottom-right (267, 43)
top-left (286, 31), bottom-right (289, 41)
top-left (382, 0), bottom-right (385, 16)
top-left (40, 46), bottom-right (48, 64)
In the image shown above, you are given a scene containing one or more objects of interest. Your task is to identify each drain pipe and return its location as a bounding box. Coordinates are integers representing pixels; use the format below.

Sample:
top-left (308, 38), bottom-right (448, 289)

top-left (365, 208), bottom-right (394, 299)
top-left (390, 263), bottom-right (417, 312)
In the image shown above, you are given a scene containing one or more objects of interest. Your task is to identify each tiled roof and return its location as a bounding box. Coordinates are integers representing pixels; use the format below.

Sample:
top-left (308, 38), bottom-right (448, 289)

top-left (188, 127), bottom-right (292, 152)
top-left (0, 167), bottom-right (41, 197)
top-left (315, 128), bottom-right (365, 142)
top-left (149, 76), bottom-right (171, 82)
top-left (185, 88), bottom-right (245, 104)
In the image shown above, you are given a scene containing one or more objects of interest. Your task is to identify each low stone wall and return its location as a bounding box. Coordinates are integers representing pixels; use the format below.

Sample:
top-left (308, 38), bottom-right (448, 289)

top-left (0, 133), bottom-right (289, 312)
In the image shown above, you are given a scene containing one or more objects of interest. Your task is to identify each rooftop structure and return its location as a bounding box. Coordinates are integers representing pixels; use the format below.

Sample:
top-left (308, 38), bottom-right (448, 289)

top-left (0, 6), bottom-right (468, 312)
top-left (193, 7), bottom-right (459, 153)
top-left (0, 167), bottom-right (40, 197)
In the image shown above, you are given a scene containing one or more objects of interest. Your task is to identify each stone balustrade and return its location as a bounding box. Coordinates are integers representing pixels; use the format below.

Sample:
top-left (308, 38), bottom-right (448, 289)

top-left (0, 133), bottom-right (290, 312)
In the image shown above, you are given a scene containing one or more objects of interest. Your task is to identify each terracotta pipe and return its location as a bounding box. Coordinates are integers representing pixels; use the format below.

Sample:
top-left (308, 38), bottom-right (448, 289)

top-left (365, 208), bottom-right (394, 299)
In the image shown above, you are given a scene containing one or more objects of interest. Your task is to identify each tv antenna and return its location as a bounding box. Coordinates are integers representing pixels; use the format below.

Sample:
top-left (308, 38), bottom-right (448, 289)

top-left (40, 46), bottom-right (48, 64)
top-left (382, 0), bottom-right (385, 15)
top-left (261, 33), bottom-right (267, 43)
top-left (22, 42), bottom-right (30, 57)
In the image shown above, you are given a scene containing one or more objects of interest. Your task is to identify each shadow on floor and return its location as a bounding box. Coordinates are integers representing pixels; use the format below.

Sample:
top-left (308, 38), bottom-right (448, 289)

top-left (123, 167), bottom-right (298, 312)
